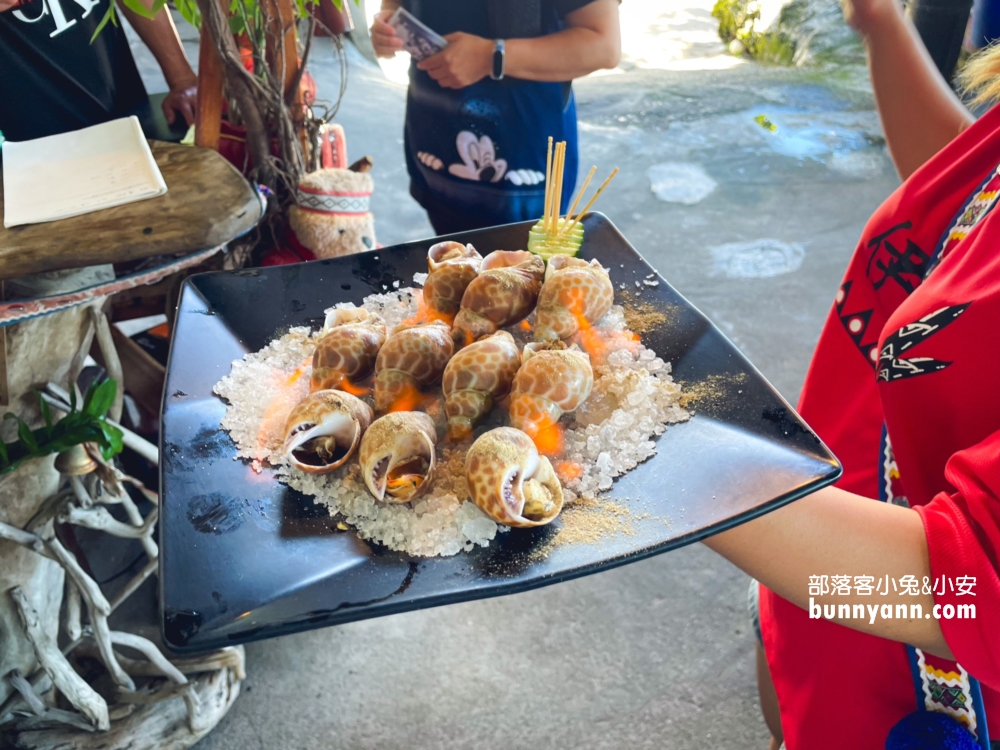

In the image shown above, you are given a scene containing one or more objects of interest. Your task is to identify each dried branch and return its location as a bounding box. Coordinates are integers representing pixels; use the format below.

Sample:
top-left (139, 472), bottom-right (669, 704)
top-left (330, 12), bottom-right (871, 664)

top-left (286, 15), bottom-right (316, 108)
top-left (9, 587), bottom-right (109, 731)
top-left (107, 632), bottom-right (187, 685)
top-left (64, 578), bottom-right (83, 642)
top-left (0, 520), bottom-right (48, 556)
top-left (59, 504), bottom-right (157, 541)
top-left (197, 0), bottom-right (279, 188)
top-left (9, 706), bottom-right (99, 733)
top-left (6, 670), bottom-right (45, 716)
top-left (109, 558), bottom-right (158, 613)
top-left (68, 475), bottom-right (93, 510)
top-left (90, 310), bottom-right (123, 423)
top-left (43, 535), bottom-right (135, 692)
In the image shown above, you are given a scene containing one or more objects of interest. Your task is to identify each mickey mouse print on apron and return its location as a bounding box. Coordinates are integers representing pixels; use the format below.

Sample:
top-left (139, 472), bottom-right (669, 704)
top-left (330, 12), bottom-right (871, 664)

top-left (405, 70), bottom-right (580, 226)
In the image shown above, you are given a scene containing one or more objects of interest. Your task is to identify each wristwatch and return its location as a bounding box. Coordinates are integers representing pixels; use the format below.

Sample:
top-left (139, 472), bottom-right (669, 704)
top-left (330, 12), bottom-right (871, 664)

top-left (491, 39), bottom-right (505, 81)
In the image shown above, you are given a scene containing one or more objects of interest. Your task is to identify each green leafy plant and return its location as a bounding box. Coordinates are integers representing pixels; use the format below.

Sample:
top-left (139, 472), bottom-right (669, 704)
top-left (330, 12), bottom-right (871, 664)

top-left (93, 0), bottom-right (349, 43)
top-left (0, 381), bottom-right (124, 475)
top-left (712, 0), bottom-right (796, 65)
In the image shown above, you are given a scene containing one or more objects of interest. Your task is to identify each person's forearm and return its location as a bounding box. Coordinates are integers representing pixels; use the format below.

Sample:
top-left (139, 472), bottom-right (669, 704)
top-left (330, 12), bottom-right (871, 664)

top-left (703, 484), bottom-right (953, 659)
top-left (863, 2), bottom-right (973, 180)
top-left (121, 0), bottom-right (195, 89)
top-left (505, 26), bottom-right (620, 82)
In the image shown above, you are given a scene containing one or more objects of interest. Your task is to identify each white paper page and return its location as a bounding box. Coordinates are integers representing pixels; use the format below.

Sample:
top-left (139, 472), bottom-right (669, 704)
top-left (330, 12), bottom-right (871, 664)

top-left (2, 116), bottom-right (168, 228)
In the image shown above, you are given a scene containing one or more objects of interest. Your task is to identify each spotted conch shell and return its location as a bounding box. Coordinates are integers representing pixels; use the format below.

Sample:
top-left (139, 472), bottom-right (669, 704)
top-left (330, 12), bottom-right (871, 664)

top-left (311, 307), bottom-right (386, 392)
top-left (374, 322), bottom-right (454, 413)
top-left (533, 257), bottom-right (615, 343)
top-left (359, 412), bottom-right (437, 503)
top-left (423, 241), bottom-right (483, 319)
top-left (441, 331), bottom-right (521, 441)
top-left (283, 390), bottom-right (373, 474)
top-left (452, 250), bottom-right (544, 348)
top-left (465, 427), bottom-right (563, 527)
top-left (509, 343), bottom-right (593, 439)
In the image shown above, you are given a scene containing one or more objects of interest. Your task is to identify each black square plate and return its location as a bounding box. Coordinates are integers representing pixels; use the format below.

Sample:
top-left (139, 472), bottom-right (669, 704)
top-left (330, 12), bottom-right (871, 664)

top-left (159, 213), bottom-right (840, 652)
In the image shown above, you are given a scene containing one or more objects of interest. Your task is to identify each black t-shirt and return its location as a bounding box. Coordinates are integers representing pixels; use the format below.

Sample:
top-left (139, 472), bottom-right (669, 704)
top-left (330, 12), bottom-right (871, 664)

top-left (0, 0), bottom-right (146, 142)
top-left (407, 0), bottom-right (595, 39)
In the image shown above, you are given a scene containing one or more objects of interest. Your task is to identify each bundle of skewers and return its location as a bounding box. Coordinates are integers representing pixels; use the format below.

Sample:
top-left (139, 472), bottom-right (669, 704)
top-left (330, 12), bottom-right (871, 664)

top-left (528, 137), bottom-right (619, 260)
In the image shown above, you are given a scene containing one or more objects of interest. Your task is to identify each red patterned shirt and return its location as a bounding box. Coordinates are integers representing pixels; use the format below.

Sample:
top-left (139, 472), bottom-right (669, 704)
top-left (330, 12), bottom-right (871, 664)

top-left (760, 103), bottom-right (1000, 747)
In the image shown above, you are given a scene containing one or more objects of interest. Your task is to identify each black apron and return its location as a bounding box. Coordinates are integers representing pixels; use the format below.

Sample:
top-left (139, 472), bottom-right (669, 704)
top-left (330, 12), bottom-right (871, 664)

top-left (403, 0), bottom-right (580, 229)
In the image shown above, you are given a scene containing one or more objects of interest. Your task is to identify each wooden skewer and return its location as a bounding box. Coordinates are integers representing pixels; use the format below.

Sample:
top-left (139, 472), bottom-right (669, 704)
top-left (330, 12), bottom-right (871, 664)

top-left (542, 135), bottom-right (552, 226)
top-left (552, 141), bottom-right (566, 234)
top-left (547, 143), bottom-right (557, 233)
top-left (559, 165), bottom-right (596, 236)
top-left (569, 167), bottom-right (619, 226)
top-left (551, 142), bottom-right (564, 233)
top-left (545, 142), bottom-right (562, 233)
top-left (546, 143), bottom-right (556, 233)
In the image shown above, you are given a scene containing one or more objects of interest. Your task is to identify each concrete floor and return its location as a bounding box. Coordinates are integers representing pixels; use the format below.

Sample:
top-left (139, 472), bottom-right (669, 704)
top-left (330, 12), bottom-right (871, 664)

top-left (128, 3), bottom-right (900, 747)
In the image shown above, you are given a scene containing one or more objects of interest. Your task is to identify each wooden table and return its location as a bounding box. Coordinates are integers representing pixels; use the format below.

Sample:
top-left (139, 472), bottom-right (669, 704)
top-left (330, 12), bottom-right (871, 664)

top-left (0, 141), bottom-right (262, 281)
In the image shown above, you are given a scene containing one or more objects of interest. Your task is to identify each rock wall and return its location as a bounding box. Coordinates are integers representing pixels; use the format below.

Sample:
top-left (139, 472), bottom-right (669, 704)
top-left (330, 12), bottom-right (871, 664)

top-left (713, 0), bottom-right (865, 67)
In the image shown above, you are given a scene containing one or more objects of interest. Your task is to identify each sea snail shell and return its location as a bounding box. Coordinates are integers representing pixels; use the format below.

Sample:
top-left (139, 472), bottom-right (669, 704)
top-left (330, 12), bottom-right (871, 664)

top-left (359, 411), bottom-right (437, 503)
top-left (452, 250), bottom-right (544, 348)
top-left (423, 241), bottom-right (483, 318)
top-left (533, 256), bottom-right (614, 343)
top-left (311, 307), bottom-right (386, 392)
top-left (373, 322), bottom-right (454, 414)
top-left (509, 343), bottom-right (593, 437)
top-left (441, 331), bottom-right (521, 441)
top-left (465, 427), bottom-right (564, 527)
top-left (283, 389), bottom-right (373, 474)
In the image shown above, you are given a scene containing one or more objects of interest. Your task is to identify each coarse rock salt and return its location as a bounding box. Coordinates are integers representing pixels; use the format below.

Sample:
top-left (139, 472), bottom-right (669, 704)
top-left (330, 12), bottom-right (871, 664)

top-left (214, 283), bottom-right (690, 557)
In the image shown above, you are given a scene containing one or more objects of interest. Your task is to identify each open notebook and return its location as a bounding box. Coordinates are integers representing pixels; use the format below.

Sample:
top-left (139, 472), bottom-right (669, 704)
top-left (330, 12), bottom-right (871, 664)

top-left (2, 116), bottom-right (168, 228)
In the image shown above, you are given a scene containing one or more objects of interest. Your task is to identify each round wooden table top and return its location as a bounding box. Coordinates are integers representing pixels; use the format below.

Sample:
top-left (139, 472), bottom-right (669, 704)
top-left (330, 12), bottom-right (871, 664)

top-left (0, 141), bottom-right (262, 282)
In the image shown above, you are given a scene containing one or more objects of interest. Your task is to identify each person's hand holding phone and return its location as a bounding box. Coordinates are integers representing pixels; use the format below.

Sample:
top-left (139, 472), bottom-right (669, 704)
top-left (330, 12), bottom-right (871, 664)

top-left (417, 32), bottom-right (492, 89)
top-left (371, 9), bottom-right (404, 58)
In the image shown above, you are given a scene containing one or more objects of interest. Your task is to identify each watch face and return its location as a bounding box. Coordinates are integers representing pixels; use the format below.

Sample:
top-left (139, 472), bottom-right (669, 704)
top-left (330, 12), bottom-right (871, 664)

top-left (493, 45), bottom-right (504, 78)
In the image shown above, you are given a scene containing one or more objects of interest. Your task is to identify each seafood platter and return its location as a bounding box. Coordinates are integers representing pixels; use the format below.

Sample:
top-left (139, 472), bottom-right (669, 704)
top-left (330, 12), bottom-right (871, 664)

top-left (159, 213), bottom-right (841, 652)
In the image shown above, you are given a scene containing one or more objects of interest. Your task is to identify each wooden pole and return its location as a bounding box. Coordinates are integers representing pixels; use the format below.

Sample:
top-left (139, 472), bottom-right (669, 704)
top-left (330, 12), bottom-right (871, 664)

top-left (193, 0), bottom-right (225, 150)
top-left (264, 0), bottom-right (308, 166)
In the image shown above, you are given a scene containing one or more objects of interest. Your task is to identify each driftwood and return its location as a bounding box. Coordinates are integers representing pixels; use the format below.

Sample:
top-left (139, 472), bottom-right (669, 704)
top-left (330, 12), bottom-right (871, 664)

top-left (1, 293), bottom-right (243, 749)
top-left (7, 660), bottom-right (242, 750)
top-left (9, 587), bottom-right (109, 731)
top-left (0, 143), bottom-right (261, 281)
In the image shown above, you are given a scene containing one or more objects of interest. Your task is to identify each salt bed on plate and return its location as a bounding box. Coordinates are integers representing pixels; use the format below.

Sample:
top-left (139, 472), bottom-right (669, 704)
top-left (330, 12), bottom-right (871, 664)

top-left (214, 275), bottom-right (690, 558)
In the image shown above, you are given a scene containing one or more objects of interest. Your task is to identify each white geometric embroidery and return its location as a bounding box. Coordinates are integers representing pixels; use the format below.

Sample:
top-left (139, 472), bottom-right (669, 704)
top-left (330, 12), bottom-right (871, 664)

top-left (915, 649), bottom-right (979, 738)
top-left (882, 432), bottom-right (909, 507)
top-left (296, 192), bottom-right (370, 214)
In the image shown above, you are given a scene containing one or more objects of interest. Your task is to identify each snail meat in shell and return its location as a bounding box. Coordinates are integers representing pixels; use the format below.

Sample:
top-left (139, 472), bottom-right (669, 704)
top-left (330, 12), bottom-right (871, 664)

top-left (359, 411), bottom-right (438, 503)
top-left (284, 389), bottom-right (373, 474)
top-left (465, 427), bottom-right (563, 527)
